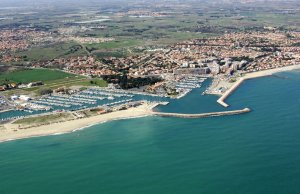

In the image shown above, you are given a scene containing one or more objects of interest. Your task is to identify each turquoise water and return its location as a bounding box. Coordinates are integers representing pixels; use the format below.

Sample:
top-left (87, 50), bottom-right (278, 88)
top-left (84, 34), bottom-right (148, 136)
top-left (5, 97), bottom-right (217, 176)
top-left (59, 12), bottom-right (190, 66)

top-left (1, 70), bottom-right (300, 194)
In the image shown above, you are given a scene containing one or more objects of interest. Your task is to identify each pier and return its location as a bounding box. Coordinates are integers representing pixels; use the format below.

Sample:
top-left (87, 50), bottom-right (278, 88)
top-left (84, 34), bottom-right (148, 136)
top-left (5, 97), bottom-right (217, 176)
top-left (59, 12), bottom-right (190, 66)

top-left (217, 64), bottom-right (300, 107)
top-left (153, 108), bottom-right (251, 118)
top-left (217, 78), bottom-right (246, 108)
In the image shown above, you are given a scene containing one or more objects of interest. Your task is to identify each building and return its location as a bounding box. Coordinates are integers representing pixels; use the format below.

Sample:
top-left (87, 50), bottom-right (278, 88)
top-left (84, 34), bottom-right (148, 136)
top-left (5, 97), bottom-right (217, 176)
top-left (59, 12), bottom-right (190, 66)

top-left (19, 95), bottom-right (31, 101)
top-left (173, 68), bottom-right (210, 75)
top-left (11, 95), bottom-right (18, 101)
top-left (27, 81), bottom-right (43, 88)
top-left (0, 86), bottom-right (6, 91)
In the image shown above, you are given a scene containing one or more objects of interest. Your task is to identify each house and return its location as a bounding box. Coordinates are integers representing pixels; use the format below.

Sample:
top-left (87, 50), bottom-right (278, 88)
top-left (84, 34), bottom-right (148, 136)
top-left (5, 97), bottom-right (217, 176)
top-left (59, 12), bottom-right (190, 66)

top-left (18, 84), bottom-right (27, 89)
top-left (0, 85), bottom-right (6, 91)
top-left (8, 83), bottom-right (17, 88)
top-left (27, 81), bottom-right (43, 88)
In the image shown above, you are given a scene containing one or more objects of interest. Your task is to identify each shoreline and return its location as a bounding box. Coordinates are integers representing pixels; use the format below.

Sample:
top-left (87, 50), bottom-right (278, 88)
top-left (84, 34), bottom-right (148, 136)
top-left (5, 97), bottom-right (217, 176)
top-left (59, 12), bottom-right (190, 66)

top-left (0, 101), bottom-right (251, 143)
top-left (1, 114), bottom-right (153, 143)
top-left (2, 65), bottom-right (300, 143)
top-left (216, 64), bottom-right (300, 107)
top-left (0, 103), bottom-right (155, 143)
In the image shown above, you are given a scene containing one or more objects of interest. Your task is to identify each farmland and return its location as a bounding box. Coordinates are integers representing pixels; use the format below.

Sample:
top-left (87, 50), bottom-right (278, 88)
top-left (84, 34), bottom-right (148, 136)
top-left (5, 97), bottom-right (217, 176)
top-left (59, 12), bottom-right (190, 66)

top-left (16, 42), bottom-right (88, 62)
top-left (0, 69), bottom-right (76, 84)
top-left (2, 0), bottom-right (300, 63)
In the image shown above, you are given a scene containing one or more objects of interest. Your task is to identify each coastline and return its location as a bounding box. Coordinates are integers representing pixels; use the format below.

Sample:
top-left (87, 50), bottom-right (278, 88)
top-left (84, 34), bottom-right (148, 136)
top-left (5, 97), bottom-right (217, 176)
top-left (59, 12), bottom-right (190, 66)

top-left (0, 101), bottom-right (251, 143)
top-left (216, 64), bottom-right (300, 107)
top-left (1, 65), bottom-right (300, 143)
top-left (0, 103), bottom-right (155, 143)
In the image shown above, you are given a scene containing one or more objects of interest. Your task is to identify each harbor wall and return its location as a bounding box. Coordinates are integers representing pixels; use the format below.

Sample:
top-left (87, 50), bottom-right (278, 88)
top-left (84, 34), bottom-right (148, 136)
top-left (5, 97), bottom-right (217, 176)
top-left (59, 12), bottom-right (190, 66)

top-left (153, 108), bottom-right (251, 118)
top-left (217, 64), bottom-right (300, 107)
top-left (217, 78), bottom-right (246, 107)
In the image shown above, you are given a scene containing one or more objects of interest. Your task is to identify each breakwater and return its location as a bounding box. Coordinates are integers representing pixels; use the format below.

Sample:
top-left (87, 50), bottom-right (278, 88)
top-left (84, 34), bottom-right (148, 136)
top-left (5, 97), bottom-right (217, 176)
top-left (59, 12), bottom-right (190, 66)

top-left (217, 78), bottom-right (246, 107)
top-left (153, 108), bottom-right (251, 118)
top-left (217, 64), bottom-right (300, 107)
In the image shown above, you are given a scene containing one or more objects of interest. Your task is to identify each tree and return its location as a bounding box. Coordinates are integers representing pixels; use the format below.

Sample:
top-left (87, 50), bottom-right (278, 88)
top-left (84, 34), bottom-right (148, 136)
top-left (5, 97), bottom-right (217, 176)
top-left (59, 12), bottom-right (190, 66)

top-left (39, 88), bottom-right (53, 95)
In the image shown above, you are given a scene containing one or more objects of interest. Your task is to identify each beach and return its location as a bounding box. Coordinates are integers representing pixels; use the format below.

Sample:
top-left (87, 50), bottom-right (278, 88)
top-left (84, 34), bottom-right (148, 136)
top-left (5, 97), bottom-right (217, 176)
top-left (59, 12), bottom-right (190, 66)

top-left (215, 64), bottom-right (300, 107)
top-left (0, 103), bottom-right (155, 143)
top-left (0, 101), bottom-right (252, 143)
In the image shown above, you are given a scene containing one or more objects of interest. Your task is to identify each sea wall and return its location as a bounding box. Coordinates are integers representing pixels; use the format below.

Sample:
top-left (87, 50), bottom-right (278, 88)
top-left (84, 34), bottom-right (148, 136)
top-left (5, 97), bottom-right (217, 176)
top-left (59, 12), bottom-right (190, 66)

top-left (217, 64), bottom-right (300, 107)
top-left (217, 78), bottom-right (246, 107)
top-left (153, 108), bottom-right (251, 118)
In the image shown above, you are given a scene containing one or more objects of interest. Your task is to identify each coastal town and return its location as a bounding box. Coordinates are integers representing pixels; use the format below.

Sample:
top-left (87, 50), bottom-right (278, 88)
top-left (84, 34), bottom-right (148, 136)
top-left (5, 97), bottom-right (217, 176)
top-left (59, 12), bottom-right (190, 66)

top-left (2, 1), bottom-right (300, 193)
top-left (2, 29), bottom-right (300, 95)
top-left (21, 31), bottom-right (300, 78)
top-left (1, 30), bottom-right (300, 118)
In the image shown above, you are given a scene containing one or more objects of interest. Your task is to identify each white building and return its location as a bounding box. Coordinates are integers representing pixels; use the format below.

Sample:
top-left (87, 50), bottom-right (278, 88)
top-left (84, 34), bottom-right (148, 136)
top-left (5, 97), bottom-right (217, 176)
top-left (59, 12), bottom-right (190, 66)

top-left (11, 95), bottom-right (18, 101)
top-left (19, 95), bottom-right (31, 101)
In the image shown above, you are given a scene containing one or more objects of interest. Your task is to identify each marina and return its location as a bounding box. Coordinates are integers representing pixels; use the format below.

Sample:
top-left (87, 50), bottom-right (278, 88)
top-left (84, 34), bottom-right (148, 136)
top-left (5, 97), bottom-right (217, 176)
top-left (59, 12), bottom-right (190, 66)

top-left (175, 77), bottom-right (207, 99)
top-left (0, 77), bottom-right (210, 122)
top-left (0, 87), bottom-right (168, 122)
top-left (1, 58), bottom-right (300, 194)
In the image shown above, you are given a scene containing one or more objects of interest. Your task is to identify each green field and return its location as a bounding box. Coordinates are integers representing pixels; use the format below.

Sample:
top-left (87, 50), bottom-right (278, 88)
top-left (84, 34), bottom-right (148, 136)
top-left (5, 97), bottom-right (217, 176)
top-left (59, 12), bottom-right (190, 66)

top-left (1, 76), bottom-right (107, 98)
top-left (16, 42), bottom-right (88, 62)
top-left (85, 39), bottom-right (142, 51)
top-left (23, 77), bottom-right (107, 92)
top-left (0, 69), bottom-right (76, 84)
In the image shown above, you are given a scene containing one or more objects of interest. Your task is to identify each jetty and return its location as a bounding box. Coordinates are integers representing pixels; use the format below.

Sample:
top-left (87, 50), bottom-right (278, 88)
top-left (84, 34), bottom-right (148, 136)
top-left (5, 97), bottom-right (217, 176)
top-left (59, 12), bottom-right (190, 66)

top-left (153, 108), bottom-right (251, 118)
top-left (217, 64), bottom-right (300, 107)
top-left (217, 78), bottom-right (246, 107)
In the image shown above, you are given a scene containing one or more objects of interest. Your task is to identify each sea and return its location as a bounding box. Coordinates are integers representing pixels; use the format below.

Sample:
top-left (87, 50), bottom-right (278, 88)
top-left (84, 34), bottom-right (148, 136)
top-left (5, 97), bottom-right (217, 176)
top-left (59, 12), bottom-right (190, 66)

top-left (1, 70), bottom-right (300, 194)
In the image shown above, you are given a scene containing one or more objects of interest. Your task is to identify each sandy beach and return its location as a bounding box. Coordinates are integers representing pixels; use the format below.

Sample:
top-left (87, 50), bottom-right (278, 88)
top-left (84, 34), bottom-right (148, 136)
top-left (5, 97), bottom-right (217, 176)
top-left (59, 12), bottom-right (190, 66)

top-left (0, 101), bottom-right (253, 143)
top-left (217, 64), bottom-right (300, 107)
top-left (0, 103), bottom-right (155, 143)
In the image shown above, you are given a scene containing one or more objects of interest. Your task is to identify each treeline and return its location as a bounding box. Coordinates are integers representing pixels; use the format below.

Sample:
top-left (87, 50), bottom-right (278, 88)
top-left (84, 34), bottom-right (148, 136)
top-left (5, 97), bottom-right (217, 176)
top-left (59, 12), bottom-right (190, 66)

top-left (102, 74), bottom-right (162, 89)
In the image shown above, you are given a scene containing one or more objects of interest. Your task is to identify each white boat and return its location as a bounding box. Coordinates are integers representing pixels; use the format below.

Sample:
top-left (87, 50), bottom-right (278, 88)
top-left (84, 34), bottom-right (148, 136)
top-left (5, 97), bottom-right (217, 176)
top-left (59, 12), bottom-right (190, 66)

top-left (108, 96), bottom-right (115, 100)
